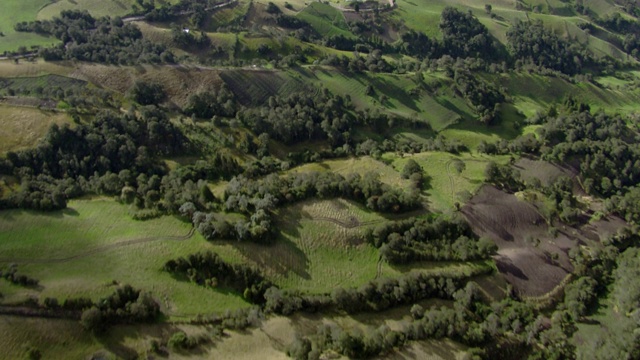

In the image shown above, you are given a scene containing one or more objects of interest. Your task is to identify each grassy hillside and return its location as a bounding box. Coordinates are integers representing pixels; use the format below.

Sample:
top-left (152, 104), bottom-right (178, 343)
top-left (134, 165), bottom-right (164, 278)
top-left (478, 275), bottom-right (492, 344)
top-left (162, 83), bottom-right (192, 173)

top-left (384, 152), bottom-right (512, 211)
top-left (0, 0), bottom-right (59, 53)
top-left (297, 2), bottom-right (354, 38)
top-left (0, 200), bottom-right (251, 317)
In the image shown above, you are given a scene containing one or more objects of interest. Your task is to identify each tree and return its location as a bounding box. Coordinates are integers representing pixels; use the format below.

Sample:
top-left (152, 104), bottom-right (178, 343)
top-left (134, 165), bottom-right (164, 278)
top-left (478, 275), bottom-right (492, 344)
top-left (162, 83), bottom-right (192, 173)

top-left (452, 159), bottom-right (466, 174)
top-left (80, 306), bottom-right (104, 332)
top-left (401, 159), bottom-right (422, 179)
top-left (484, 4), bottom-right (492, 14)
top-left (129, 80), bottom-right (166, 105)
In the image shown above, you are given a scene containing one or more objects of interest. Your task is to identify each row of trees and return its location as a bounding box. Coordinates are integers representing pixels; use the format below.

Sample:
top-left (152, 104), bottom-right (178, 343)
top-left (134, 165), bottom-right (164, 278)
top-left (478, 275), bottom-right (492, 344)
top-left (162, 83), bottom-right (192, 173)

top-left (264, 264), bottom-right (493, 316)
top-left (0, 265), bottom-right (39, 287)
top-left (164, 251), bottom-right (273, 303)
top-left (80, 285), bottom-right (160, 332)
top-left (365, 215), bottom-right (497, 263)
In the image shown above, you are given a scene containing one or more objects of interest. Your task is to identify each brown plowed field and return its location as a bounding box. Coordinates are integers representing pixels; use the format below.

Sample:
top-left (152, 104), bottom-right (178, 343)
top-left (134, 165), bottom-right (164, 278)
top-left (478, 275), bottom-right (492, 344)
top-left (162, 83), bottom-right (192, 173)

top-left (463, 185), bottom-right (626, 297)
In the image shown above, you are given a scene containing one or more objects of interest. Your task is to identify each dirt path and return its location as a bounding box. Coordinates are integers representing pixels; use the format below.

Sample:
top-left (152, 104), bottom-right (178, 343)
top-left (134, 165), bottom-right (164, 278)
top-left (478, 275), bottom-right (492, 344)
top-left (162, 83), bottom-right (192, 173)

top-left (375, 256), bottom-right (383, 279)
top-left (445, 160), bottom-right (455, 204)
top-left (0, 228), bottom-right (195, 265)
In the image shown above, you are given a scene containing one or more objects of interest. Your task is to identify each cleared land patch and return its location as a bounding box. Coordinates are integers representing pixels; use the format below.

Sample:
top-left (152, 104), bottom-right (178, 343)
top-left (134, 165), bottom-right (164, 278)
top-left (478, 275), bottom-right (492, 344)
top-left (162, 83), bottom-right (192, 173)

top-left (0, 105), bottom-right (70, 154)
top-left (461, 185), bottom-right (626, 297)
top-left (384, 152), bottom-right (512, 212)
top-left (68, 63), bottom-right (225, 108)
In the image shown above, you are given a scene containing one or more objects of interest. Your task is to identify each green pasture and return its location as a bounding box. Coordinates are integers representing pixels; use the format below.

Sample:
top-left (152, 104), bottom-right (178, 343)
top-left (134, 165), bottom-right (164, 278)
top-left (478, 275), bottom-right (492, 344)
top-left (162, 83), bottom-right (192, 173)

top-left (0, 0), bottom-right (59, 53)
top-left (0, 199), bottom-right (251, 318)
top-left (383, 151), bottom-right (512, 211)
top-left (297, 2), bottom-right (354, 38)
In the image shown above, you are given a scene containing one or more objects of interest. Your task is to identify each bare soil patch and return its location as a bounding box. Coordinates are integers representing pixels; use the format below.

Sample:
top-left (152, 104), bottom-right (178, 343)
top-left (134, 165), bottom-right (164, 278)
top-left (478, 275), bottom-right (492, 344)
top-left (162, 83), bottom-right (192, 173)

top-left (463, 185), bottom-right (626, 297)
top-left (514, 157), bottom-right (584, 195)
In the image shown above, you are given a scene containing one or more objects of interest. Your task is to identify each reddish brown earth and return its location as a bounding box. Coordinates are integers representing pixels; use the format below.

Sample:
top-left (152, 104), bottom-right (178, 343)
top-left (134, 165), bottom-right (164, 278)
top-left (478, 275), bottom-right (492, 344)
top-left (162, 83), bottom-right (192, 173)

top-left (462, 185), bottom-right (625, 297)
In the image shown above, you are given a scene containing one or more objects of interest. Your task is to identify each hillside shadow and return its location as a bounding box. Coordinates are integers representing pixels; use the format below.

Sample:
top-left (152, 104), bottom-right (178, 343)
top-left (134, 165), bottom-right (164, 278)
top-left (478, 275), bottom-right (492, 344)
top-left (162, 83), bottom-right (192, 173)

top-left (369, 77), bottom-right (420, 112)
top-left (232, 236), bottom-right (311, 280)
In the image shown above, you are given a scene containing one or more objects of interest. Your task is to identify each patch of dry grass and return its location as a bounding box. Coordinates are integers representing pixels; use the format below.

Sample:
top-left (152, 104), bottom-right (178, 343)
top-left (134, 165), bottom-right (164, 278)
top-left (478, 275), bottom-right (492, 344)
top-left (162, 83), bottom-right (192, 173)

top-left (0, 105), bottom-right (70, 154)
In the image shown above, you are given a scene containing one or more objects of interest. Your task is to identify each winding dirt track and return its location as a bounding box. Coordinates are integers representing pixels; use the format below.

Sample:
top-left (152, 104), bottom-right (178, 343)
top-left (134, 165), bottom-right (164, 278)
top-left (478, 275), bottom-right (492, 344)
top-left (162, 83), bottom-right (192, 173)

top-left (445, 160), bottom-right (455, 204)
top-left (0, 228), bottom-right (195, 265)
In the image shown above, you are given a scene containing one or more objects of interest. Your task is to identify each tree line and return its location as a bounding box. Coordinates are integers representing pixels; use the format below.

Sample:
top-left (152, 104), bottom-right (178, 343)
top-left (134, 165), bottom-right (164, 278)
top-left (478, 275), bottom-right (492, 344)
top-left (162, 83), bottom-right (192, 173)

top-left (164, 251), bottom-right (273, 304)
top-left (365, 215), bottom-right (498, 264)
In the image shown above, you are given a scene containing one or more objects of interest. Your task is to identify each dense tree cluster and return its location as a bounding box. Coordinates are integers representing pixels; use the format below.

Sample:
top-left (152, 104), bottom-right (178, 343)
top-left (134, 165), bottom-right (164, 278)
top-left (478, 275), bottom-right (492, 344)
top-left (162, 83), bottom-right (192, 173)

top-left (15, 11), bottom-right (173, 64)
top-left (506, 20), bottom-right (592, 75)
top-left (184, 85), bottom-right (237, 119)
top-left (237, 91), bottom-right (356, 145)
top-left (164, 251), bottom-right (273, 303)
top-left (452, 69), bottom-right (505, 124)
top-left (397, 7), bottom-right (499, 61)
top-left (80, 285), bottom-right (160, 332)
top-left (439, 7), bottom-right (499, 60)
top-left (129, 80), bottom-right (167, 106)
top-left (0, 107), bottom-right (184, 211)
top-left (223, 171), bottom-right (420, 214)
top-left (365, 215), bottom-right (497, 263)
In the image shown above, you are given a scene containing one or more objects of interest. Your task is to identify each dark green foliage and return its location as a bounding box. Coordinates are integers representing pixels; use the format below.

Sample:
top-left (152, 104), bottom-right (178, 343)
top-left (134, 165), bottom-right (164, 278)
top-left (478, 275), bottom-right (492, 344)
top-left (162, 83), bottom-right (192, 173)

top-left (439, 7), bottom-right (498, 60)
top-left (237, 91), bottom-right (355, 145)
top-left (453, 69), bottom-right (505, 124)
top-left (164, 251), bottom-right (273, 303)
top-left (79, 285), bottom-right (160, 332)
top-left (15, 11), bottom-right (173, 64)
top-left (266, 2), bottom-right (282, 14)
top-left (1, 108), bottom-right (184, 211)
top-left (507, 20), bottom-right (591, 75)
top-left (0, 265), bottom-right (39, 287)
top-left (563, 276), bottom-right (598, 320)
top-left (366, 215), bottom-right (497, 263)
top-left (535, 109), bottom-right (640, 197)
top-left (484, 161), bottom-right (523, 192)
top-left (276, 15), bottom-right (309, 29)
top-left (184, 85), bottom-right (237, 119)
top-left (264, 265), bottom-right (492, 316)
top-left (224, 171), bottom-right (420, 214)
top-left (129, 80), bottom-right (166, 106)
top-left (400, 159), bottom-right (422, 179)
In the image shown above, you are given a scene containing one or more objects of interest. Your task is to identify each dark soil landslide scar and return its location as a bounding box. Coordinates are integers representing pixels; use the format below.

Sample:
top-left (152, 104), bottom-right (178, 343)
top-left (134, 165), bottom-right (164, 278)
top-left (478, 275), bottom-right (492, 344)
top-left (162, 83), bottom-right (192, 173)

top-left (461, 185), bottom-right (574, 297)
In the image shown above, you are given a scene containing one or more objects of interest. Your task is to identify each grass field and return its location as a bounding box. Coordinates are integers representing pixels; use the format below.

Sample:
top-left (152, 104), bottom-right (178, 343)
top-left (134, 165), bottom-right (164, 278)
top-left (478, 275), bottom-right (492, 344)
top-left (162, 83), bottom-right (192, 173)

top-left (36, 0), bottom-right (179, 20)
top-left (485, 72), bottom-right (640, 116)
top-left (297, 2), bottom-right (354, 38)
top-left (0, 0), bottom-right (59, 53)
top-left (0, 105), bottom-right (70, 154)
top-left (383, 152), bottom-right (512, 212)
top-left (0, 199), bottom-right (251, 317)
top-left (301, 67), bottom-right (472, 131)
